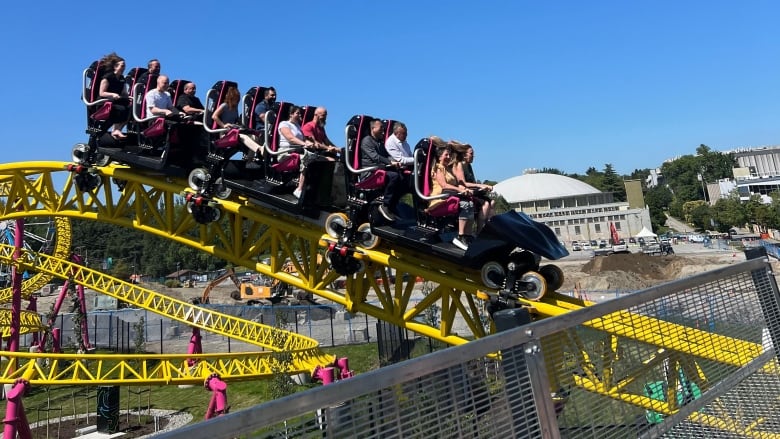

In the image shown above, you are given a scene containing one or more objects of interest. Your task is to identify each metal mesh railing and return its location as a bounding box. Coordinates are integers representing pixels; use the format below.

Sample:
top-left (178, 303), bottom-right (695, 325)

top-left (157, 253), bottom-right (780, 439)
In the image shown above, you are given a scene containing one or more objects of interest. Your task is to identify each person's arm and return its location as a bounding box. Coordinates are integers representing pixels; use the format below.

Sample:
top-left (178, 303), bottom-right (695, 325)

top-left (99, 78), bottom-right (120, 100)
top-left (301, 122), bottom-right (319, 145)
top-left (435, 167), bottom-right (471, 195)
top-left (179, 96), bottom-right (202, 115)
top-left (319, 130), bottom-right (338, 152)
top-left (280, 124), bottom-right (312, 148)
top-left (212, 103), bottom-right (230, 127)
top-left (148, 92), bottom-right (173, 116)
top-left (321, 128), bottom-right (337, 147)
top-left (361, 137), bottom-right (392, 166)
top-left (433, 168), bottom-right (467, 193)
top-left (386, 138), bottom-right (414, 166)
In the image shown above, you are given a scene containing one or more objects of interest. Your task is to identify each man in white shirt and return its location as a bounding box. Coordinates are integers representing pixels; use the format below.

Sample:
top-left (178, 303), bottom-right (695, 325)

top-left (384, 122), bottom-right (413, 167)
top-left (145, 75), bottom-right (176, 117)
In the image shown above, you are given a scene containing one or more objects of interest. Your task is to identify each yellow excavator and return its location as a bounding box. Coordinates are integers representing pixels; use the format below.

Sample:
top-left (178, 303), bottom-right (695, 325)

top-left (195, 266), bottom-right (316, 306)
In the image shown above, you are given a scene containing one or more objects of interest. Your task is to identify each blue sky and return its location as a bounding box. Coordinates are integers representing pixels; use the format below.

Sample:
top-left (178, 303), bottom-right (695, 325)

top-left (2, 1), bottom-right (778, 181)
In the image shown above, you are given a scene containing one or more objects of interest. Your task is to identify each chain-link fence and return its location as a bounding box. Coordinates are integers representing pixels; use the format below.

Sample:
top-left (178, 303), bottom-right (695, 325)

top-left (156, 250), bottom-right (780, 439)
top-left (19, 304), bottom-right (385, 354)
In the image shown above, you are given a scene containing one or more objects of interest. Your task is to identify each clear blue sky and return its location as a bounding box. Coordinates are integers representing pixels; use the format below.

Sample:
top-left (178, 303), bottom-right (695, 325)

top-left (2, 1), bottom-right (778, 181)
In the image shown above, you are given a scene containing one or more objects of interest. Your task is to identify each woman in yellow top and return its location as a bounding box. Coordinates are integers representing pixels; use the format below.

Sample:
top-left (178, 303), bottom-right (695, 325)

top-left (429, 142), bottom-right (475, 250)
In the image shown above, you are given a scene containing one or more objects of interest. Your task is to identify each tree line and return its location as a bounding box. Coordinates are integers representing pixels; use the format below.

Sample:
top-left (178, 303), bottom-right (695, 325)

top-left (540, 144), bottom-right (777, 235)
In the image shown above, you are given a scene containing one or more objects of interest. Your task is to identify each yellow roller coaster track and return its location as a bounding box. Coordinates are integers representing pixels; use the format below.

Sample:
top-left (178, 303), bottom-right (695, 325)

top-left (0, 161), bottom-right (771, 431)
top-left (0, 244), bottom-right (333, 385)
top-left (0, 162), bottom-right (491, 345)
top-left (0, 309), bottom-right (44, 337)
top-left (0, 216), bottom-right (71, 303)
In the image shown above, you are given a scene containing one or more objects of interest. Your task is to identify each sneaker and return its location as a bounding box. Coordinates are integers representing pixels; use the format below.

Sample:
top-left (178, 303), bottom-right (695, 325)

top-left (378, 204), bottom-right (395, 221)
top-left (452, 235), bottom-right (468, 251)
top-left (292, 188), bottom-right (302, 199)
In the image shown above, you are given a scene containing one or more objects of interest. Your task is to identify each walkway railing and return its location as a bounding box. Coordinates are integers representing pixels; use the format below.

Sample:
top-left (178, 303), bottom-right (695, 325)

top-left (157, 249), bottom-right (780, 439)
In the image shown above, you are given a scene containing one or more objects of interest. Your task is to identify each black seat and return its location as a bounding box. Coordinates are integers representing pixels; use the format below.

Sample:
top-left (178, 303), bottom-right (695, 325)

top-left (300, 105), bottom-right (317, 127)
top-left (413, 137), bottom-right (460, 223)
top-left (169, 79), bottom-right (190, 109)
top-left (344, 115), bottom-right (387, 196)
top-left (241, 86), bottom-right (276, 144)
top-left (264, 101), bottom-right (301, 176)
top-left (81, 60), bottom-right (113, 134)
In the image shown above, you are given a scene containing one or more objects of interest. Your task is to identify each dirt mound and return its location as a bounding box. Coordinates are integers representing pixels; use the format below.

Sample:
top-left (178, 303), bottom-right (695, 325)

top-left (581, 253), bottom-right (689, 280)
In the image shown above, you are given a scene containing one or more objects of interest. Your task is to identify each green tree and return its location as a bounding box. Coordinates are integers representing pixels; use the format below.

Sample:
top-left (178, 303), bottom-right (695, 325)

top-left (601, 164), bottom-right (625, 201)
top-left (493, 194), bottom-right (512, 215)
top-left (683, 201), bottom-right (712, 231)
top-left (645, 185), bottom-right (673, 231)
top-left (711, 195), bottom-right (747, 232)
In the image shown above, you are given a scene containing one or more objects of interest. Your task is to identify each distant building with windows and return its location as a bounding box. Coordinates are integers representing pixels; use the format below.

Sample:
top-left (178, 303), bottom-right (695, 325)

top-left (494, 171), bottom-right (652, 245)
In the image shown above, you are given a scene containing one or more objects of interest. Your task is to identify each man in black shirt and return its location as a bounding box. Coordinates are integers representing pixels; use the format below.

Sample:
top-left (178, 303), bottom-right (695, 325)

top-left (176, 82), bottom-right (204, 116)
top-left (361, 119), bottom-right (404, 221)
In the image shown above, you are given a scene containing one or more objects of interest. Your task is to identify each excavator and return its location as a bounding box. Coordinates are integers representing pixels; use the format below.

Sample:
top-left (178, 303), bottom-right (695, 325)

top-left (195, 266), bottom-right (316, 306)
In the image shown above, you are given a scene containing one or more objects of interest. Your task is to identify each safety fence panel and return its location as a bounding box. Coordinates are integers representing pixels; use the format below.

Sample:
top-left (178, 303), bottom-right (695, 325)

top-left (148, 254), bottom-right (780, 439)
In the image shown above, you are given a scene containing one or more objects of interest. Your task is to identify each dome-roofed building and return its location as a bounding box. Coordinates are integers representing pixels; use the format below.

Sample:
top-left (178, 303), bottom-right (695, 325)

top-left (495, 173), bottom-right (604, 204)
top-left (494, 170), bottom-right (652, 247)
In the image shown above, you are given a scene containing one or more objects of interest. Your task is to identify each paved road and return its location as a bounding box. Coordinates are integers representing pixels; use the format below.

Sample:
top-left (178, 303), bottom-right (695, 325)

top-left (665, 214), bottom-right (695, 233)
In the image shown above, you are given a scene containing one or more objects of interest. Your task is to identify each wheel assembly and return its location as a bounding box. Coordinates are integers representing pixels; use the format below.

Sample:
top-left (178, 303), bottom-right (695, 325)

top-left (520, 271), bottom-right (547, 301)
top-left (187, 200), bottom-right (221, 224)
top-left (480, 261), bottom-right (505, 289)
top-left (325, 213), bottom-right (348, 239)
top-left (71, 143), bottom-right (88, 164)
top-left (188, 168), bottom-right (210, 192)
top-left (539, 264), bottom-right (564, 291)
top-left (212, 177), bottom-right (232, 199)
top-left (356, 223), bottom-right (380, 249)
top-left (75, 173), bottom-right (101, 192)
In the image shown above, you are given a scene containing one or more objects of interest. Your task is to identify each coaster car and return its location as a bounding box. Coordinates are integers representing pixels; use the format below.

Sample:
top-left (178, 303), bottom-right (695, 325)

top-left (324, 120), bottom-right (568, 300)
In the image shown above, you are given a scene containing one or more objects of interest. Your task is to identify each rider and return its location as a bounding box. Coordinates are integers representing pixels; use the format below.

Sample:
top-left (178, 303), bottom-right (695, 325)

top-left (360, 119), bottom-right (404, 221)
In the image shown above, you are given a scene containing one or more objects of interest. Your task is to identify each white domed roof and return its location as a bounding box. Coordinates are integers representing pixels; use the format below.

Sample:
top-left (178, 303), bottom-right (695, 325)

top-left (494, 173), bottom-right (601, 203)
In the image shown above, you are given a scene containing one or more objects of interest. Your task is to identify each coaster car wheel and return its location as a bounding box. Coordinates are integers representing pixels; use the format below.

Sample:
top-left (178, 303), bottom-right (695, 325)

top-left (539, 264), bottom-right (564, 291)
top-left (188, 167), bottom-right (210, 192)
top-left (356, 223), bottom-right (380, 249)
top-left (71, 143), bottom-right (89, 164)
top-left (325, 213), bottom-right (348, 239)
top-left (481, 261), bottom-right (505, 290)
top-left (212, 176), bottom-right (231, 199)
top-left (520, 271), bottom-right (547, 301)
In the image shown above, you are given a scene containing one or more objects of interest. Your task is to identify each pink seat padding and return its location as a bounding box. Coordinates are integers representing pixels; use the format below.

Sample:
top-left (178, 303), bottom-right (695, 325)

top-left (90, 102), bottom-right (112, 121)
top-left (214, 129), bottom-right (239, 149)
top-left (355, 170), bottom-right (386, 190)
top-left (272, 153), bottom-right (300, 172)
top-left (142, 118), bottom-right (165, 138)
top-left (426, 196), bottom-right (459, 217)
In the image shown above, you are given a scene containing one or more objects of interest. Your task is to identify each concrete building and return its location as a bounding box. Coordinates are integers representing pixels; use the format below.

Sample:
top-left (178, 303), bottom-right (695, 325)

top-left (494, 171), bottom-right (652, 245)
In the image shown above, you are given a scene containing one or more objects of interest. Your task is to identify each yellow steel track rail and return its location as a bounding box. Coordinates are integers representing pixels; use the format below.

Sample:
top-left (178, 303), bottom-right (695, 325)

top-left (0, 244), bottom-right (332, 385)
top-left (0, 162), bottom-right (489, 345)
top-left (0, 309), bottom-right (43, 337)
top-left (0, 216), bottom-right (71, 303)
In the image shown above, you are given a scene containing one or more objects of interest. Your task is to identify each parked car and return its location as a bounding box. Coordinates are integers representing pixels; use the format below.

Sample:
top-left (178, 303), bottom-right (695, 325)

top-left (572, 242), bottom-right (582, 251)
top-left (688, 234), bottom-right (705, 243)
top-left (629, 237), bottom-right (636, 244)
